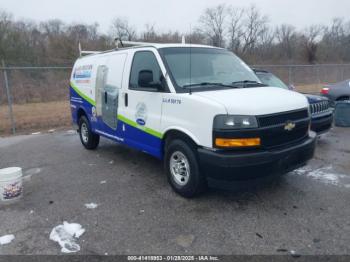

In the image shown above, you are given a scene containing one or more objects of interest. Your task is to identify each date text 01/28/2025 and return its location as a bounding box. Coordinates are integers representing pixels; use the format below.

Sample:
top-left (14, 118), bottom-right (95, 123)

top-left (127, 255), bottom-right (219, 261)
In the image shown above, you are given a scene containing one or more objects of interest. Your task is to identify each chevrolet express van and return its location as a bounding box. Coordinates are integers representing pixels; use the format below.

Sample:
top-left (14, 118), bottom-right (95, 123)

top-left (70, 42), bottom-right (316, 197)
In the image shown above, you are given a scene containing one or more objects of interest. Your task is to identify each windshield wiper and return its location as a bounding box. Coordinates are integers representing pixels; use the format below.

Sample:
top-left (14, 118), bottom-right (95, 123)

top-left (231, 80), bottom-right (267, 88)
top-left (183, 82), bottom-right (240, 89)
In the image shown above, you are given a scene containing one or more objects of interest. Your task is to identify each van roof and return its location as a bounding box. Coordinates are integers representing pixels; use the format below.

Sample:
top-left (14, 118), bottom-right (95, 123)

top-left (78, 43), bottom-right (221, 59)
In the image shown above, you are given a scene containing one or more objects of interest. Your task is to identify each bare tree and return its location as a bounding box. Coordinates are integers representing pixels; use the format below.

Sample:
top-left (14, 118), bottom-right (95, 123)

top-left (241, 5), bottom-right (269, 54)
top-left (198, 4), bottom-right (227, 47)
top-left (227, 6), bottom-right (244, 53)
top-left (275, 24), bottom-right (298, 61)
top-left (0, 10), bottom-right (13, 58)
top-left (302, 25), bottom-right (323, 63)
top-left (141, 23), bottom-right (157, 42)
top-left (110, 18), bottom-right (136, 41)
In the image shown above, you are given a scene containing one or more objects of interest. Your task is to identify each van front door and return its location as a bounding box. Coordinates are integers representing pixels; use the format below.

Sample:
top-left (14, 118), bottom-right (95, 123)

top-left (120, 50), bottom-right (166, 158)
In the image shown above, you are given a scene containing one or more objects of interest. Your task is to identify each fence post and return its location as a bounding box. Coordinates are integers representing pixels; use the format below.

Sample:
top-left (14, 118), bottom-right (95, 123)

top-left (2, 59), bottom-right (16, 135)
top-left (288, 66), bottom-right (292, 85)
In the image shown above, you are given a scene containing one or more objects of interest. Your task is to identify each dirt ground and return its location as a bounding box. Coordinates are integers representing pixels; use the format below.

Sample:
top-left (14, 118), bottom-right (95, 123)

top-left (0, 101), bottom-right (72, 135)
top-left (296, 84), bottom-right (324, 94)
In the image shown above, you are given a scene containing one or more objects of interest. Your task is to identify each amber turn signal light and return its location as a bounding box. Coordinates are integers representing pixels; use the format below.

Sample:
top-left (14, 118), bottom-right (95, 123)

top-left (215, 138), bottom-right (261, 148)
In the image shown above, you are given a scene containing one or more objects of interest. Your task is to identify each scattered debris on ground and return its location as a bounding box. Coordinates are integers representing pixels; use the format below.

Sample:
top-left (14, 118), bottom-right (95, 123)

top-left (84, 203), bottom-right (98, 209)
top-left (294, 165), bottom-right (348, 186)
top-left (0, 234), bottom-right (15, 245)
top-left (49, 222), bottom-right (85, 253)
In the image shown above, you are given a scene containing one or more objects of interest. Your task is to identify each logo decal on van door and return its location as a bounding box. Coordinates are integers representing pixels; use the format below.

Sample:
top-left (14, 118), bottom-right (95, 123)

top-left (135, 103), bottom-right (147, 126)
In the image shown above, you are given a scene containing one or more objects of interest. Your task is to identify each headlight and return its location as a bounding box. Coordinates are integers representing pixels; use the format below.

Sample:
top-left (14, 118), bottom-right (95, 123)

top-left (213, 115), bottom-right (258, 130)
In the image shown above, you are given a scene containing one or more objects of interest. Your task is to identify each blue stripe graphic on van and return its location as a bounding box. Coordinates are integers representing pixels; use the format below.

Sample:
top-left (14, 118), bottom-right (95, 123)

top-left (70, 86), bottom-right (163, 159)
top-left (70, 82), bottom-right (96, 106)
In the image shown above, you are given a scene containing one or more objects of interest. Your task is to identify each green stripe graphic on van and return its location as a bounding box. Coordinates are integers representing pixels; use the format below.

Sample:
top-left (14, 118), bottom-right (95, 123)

top-left (70, 82), bottom-right (96, 106)
top-left (117, 114), bottom-right (163, 139)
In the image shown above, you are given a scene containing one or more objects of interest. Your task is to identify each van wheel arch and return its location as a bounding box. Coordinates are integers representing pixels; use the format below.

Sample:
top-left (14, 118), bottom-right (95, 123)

top-left (77, 108), bottom-right (87, 122)
top-left (163, 130), bottom-right (198, 153)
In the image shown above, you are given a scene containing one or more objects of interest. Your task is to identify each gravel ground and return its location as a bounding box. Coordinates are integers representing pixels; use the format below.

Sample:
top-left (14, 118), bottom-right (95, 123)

top-left (0, 127), bottom-right (349, 255)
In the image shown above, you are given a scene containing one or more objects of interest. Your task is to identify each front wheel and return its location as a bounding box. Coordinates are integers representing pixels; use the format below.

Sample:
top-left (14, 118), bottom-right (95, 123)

top-left (165, 139), bottom-right (207, 198)
top-left (78, 115), bottom-right (100, 150)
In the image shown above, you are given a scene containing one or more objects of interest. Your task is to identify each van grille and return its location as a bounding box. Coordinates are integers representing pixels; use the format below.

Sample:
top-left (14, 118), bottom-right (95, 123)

top-left (261, 120), bottom-right (309, 148)
top-left (257, 109), bottom-right (309, 127)
top-left (310, 101), bottom-right (329, 115)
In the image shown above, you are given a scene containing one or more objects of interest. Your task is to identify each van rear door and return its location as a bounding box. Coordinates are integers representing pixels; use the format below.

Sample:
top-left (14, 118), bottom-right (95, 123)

top-left (95, 53), bottom-right (127, 130)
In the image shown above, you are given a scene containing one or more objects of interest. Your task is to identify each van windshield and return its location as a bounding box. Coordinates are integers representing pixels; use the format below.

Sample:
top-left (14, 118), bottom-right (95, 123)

top-left (159, 47), bottom-right (261, 91)
top-left (256, 72), bottom-right (289, 90)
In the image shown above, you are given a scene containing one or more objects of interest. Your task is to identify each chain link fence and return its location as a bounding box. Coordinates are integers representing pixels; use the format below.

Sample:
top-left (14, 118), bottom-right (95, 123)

top-left (252, 64), bottom-right (350, 93)
top-left (0, 63), bottom-right (73, 135)
top-left (1, 63), bottom-right (350, 135)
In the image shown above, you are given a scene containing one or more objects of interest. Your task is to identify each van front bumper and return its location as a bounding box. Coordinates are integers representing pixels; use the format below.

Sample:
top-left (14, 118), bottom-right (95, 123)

top-left (311, 112), bottom-right (333, 135)
top-left (197, 132), bottom-right (317, 189)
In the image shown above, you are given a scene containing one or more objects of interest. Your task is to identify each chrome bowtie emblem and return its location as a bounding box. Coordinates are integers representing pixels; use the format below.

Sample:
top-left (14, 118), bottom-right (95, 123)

top-left (284, 121), bottom-right (296, 131)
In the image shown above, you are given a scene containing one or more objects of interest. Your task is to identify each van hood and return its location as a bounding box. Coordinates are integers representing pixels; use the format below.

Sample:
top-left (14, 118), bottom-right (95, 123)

top-left (194, 87), bottom-right (308, 115)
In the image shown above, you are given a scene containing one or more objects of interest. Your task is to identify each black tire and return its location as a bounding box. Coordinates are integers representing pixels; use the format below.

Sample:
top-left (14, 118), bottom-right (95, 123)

top-left (78, 115), bottom-right (100, 150)
top-left (337, 97), bottom-right (350, 101)
top-left (164, 139), bottom-right (207, 198)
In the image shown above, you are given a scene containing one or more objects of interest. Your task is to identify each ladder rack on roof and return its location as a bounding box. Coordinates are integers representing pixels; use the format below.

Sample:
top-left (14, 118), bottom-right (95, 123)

top-left (120, 36), bottom-right (186, 47)
top-left (120, 40), bottom-right (159, 47)
top-left (78, 42), bottom-right (102, 57)
top-left (78, 36), bottom-right (187, 57)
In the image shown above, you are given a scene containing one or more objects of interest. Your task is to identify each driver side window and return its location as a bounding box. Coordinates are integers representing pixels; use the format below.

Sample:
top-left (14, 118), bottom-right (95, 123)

top-left (129, 51), bottom-right (163, 91)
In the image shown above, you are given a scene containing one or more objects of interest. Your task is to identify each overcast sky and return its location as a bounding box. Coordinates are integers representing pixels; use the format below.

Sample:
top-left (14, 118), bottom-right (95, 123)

top-left (0, 0), bottom-right (349, 33)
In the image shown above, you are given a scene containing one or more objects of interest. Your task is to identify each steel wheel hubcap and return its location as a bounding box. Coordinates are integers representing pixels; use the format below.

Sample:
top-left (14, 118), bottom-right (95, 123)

top-left (170, 151), bottom-right (190, 186)
top-left (81, 123), bottom-right (89, 143)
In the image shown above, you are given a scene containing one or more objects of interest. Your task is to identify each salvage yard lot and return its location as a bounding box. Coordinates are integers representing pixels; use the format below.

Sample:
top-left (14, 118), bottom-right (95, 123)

top-left (0, 127), bottom-right (349, 255)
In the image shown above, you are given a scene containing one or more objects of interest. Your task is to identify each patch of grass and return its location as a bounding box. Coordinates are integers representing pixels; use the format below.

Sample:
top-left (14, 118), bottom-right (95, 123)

top-left (296, 83), bottom-right (324, 94)
top-left (0, 101), bottom-right (72, 136)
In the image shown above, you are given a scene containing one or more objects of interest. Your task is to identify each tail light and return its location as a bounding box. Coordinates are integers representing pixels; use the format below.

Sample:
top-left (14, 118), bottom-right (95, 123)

top-left (321, 87), bottom-right (329, 95)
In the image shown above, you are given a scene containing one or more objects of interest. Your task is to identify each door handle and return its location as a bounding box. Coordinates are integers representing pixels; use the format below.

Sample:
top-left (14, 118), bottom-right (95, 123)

top-left (124, 93), bottom-right (128, 107)
top-left (104, 92), bottom-right (107, 103)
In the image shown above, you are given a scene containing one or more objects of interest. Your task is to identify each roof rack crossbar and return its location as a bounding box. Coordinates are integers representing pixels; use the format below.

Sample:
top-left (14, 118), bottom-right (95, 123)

top-left (78, 42), bottom-right (102, 57)
top-left (120, 41), bottom-right (160, 47)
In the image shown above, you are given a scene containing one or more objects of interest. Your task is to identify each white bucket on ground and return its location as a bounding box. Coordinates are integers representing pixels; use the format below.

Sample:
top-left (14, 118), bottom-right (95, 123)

top-left (0, 167), bottom-right (23, 203)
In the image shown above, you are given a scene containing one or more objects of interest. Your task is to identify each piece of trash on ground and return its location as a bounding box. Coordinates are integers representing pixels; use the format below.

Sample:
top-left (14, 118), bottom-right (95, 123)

top-left (294, 166), bottom-right (347, 186)
top-left (0, 234), bottom-right (15, 245)
top-left (85, 203), bottom-right (98, 209)
top-left (100, 180), bottom-right (107, 184)
top-left (49, 222), bottom-right (85, 253)
top-left (31, 132), bottom-right (41, 135)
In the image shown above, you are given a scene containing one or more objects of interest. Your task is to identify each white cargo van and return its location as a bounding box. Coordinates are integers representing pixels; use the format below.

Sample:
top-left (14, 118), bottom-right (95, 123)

top-left (70, 42), bottom-right (316, 197)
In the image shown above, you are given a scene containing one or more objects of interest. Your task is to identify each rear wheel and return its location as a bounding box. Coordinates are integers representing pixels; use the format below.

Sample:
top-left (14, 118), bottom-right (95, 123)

top-left (78, 115), bottom-right (100, 150)
top-left (165, 139), bottom-right (207, 198)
